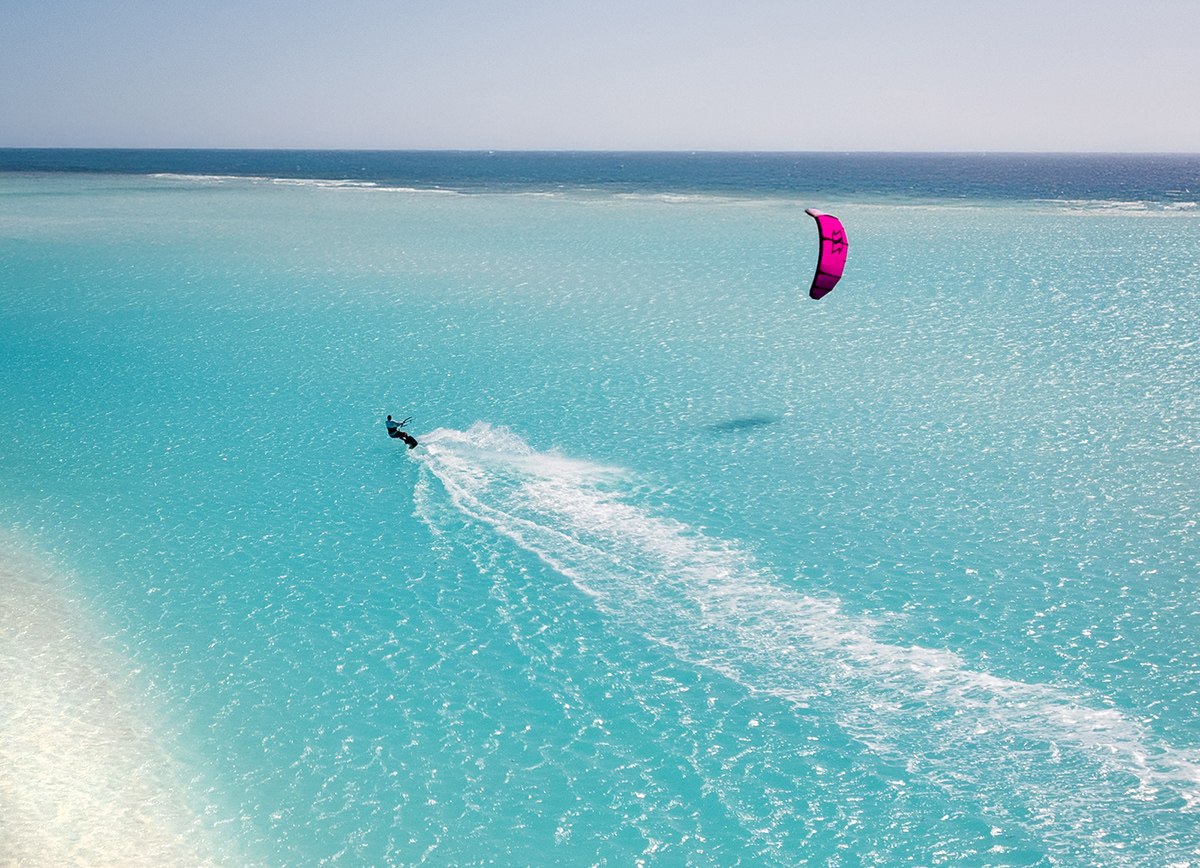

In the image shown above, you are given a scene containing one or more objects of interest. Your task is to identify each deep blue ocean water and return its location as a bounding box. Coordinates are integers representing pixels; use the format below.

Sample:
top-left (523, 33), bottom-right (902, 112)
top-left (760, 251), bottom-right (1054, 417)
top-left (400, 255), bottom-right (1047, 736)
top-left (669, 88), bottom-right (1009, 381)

top-left (1, 151), bottom-right (1198, 867)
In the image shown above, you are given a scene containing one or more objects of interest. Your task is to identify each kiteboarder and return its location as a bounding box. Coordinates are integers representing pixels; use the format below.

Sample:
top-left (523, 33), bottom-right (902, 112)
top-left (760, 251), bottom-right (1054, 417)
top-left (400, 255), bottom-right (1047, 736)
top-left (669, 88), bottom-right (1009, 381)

top-left (385, 415), bottom-right (418, 449)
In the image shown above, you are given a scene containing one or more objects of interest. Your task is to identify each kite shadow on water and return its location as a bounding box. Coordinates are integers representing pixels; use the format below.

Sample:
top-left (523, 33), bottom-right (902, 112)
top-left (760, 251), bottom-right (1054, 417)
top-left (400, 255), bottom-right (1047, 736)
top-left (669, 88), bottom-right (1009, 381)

top-left (706, 414), bottom-right (779, 433)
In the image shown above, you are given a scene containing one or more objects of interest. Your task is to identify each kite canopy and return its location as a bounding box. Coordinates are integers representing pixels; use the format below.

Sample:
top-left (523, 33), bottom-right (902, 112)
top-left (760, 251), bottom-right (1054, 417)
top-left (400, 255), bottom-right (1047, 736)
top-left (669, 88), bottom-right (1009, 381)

top-left (805, 208), bottom-right (848, 299)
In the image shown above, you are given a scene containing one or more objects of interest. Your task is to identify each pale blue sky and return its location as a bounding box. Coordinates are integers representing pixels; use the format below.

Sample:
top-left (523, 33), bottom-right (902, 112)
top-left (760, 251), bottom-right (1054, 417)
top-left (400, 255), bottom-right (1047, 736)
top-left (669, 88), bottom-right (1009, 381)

top-left (2, 0), bottom-right (1197, 151)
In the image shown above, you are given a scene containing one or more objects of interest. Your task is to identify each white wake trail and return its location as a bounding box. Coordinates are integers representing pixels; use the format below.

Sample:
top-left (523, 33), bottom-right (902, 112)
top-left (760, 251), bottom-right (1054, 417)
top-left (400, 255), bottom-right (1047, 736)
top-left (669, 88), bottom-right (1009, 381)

top-left (415, 423), bottom-right (1200, 865)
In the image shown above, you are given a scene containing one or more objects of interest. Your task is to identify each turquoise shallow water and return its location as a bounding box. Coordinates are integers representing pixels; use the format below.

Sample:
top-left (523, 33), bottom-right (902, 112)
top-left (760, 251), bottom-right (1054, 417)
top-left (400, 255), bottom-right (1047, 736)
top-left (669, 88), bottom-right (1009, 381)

top-left (1, 166), bottom-right (1199, 867)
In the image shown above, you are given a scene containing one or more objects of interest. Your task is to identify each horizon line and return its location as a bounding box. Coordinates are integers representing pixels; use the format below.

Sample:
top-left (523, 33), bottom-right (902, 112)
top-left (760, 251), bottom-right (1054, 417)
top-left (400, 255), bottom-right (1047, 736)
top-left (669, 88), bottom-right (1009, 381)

top-left (3, 146), bottom-right (1199, 157)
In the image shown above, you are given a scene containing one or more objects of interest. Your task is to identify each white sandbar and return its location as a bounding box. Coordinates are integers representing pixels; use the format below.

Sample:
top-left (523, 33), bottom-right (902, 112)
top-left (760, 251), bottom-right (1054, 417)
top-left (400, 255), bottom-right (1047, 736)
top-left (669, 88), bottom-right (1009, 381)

top-left (0, 545), bottom-right (220, 867)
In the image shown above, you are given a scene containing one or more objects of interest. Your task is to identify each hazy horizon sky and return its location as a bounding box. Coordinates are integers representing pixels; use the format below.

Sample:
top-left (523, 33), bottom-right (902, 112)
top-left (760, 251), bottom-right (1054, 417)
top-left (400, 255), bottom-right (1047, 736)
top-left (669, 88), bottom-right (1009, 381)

top-left (3, 0), bottom-right (1198, 152)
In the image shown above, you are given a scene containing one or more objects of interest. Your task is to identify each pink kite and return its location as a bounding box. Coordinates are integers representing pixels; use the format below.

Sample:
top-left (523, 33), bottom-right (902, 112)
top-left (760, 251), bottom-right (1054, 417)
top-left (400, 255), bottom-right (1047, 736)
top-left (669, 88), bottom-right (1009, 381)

top-left (805, 208), bottom-right (848, 299)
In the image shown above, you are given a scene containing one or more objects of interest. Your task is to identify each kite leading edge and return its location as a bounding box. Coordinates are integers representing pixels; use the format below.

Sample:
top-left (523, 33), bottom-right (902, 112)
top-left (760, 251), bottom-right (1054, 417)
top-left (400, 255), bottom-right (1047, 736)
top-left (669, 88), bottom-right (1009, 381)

top-left (805, 208), bottom-right (848, 299)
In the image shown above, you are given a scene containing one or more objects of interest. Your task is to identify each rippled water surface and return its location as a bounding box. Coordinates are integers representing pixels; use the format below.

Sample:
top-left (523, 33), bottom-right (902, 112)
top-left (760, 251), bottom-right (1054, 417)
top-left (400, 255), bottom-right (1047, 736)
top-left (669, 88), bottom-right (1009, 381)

top-left (1, 164), bottom-right (1198, 867)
